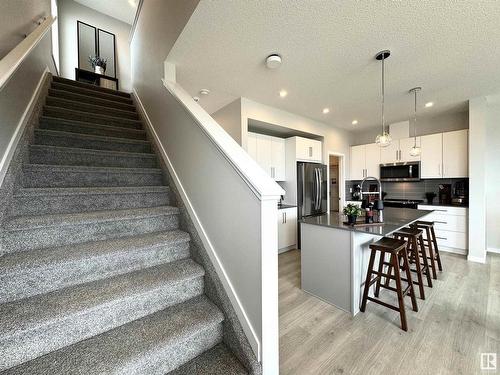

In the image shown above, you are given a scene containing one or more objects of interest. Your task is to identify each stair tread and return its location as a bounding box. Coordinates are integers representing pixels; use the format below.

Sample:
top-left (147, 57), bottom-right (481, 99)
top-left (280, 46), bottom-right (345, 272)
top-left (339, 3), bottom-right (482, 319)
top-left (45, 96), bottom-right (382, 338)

top-left (2, 296), bottom-right (223, 375)
top-left (24, 163), bottom-right (162, 173)
top-left (14, 185), bottom-right (169, 198)
top-left (35, 128), bottom-right (150, 144)
top-left (48, 88), bottom-right (136, 111)
top-left (40, 116), bottom-right (146, 134)
top-left (30, 144), bottom-right (155, 158)
top-left (0, 230), bottom-right (190, 273)
top-left (4, 206), bottom-right (178, 231)
top-left (51, 81), bottom-right (133, 104)
top-left (46, 96), bottom-right (139, 119)
top-left (44, 105), bottom-right (142, 126)
top-left (168, 343), bottom-right (247, 375)
top-left (52, 76), bottom-right (131, 97)
top-left (0, 258), bottom-right (203, 335)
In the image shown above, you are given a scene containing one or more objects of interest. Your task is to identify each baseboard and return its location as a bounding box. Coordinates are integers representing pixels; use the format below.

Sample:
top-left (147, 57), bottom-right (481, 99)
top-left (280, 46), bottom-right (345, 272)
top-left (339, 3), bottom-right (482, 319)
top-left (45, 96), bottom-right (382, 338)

top-left (439, 246), bottom-right (467, 256)
top-left (278, 245), bottom-right (296, 254)
top-left (131, 89), bottom-right (261, 361)
top-left (0, 66), bottom-right (49, 187)
top-left (487, 247), bottom-right (500, 254)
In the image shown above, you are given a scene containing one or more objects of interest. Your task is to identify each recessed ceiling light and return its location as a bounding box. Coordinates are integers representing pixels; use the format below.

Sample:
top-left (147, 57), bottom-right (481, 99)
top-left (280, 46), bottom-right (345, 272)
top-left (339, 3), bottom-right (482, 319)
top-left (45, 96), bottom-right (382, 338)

top-left (279, 90), bottom-right (288, 98)
top-left (352, 120), bottom-right (358, 125)
top-left (193, 96), bottom-right (200, 102)
top-left (200, 89), bottom-right (210, 95)
top-left (266, 54), bottom-right (282, 69)
top-left (322, 108), bottom-right (330, 114)
top-left (425, 102), bottom-right (434, 108)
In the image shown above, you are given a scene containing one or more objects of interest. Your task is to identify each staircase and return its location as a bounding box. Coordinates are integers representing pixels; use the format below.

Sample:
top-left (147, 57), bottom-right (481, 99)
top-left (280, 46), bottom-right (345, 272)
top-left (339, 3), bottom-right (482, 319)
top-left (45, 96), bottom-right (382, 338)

top-left (0, 76), bottom-right (247, 374)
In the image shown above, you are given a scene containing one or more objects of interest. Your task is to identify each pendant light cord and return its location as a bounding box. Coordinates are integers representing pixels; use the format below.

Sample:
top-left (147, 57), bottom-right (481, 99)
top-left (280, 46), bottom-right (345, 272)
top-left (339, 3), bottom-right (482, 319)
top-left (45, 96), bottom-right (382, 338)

top-left (381, 55), bottom-right (385, 135)
top-left (413, 88), bottom-right (418, 147)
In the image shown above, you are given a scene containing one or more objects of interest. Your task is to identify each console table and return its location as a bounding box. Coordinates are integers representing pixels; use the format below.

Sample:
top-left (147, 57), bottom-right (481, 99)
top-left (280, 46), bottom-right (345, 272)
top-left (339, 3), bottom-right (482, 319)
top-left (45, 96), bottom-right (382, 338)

top-left (75, 68), bottom-right (119, 90)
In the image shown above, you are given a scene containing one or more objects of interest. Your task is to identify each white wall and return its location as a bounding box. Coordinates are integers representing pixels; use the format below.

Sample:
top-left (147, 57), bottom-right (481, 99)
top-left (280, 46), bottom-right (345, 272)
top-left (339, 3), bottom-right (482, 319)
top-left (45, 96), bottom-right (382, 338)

top-left (211, 98), bottom-right (243, 145)
top-left (58, 0), bottom-right (131, 91)
top-left (468, 96), bottom-right (500, 261)
top-left (351, 110), bottom-right (469, 145)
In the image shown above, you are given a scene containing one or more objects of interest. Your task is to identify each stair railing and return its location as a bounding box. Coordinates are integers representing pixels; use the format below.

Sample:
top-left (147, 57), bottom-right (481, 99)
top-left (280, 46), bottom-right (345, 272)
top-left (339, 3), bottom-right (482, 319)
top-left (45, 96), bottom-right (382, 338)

top-left (0, 16), bottom-right (56, 90)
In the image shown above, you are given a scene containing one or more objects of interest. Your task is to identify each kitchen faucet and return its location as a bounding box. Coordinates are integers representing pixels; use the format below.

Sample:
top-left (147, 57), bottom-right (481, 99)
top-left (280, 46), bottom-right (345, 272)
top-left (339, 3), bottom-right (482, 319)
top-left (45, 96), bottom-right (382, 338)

top-left (360, 176), bottom-right (384, 223)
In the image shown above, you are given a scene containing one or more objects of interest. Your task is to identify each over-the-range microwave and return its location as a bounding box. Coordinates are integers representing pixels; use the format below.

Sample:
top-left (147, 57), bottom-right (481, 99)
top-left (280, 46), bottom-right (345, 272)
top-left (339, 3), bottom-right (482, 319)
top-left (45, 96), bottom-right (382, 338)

top-left (380, 161), bottom-right (420, 182)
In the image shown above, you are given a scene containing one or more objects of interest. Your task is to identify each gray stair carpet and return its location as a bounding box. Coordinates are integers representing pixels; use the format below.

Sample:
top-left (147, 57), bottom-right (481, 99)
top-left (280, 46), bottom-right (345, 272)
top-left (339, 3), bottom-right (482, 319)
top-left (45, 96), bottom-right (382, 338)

top-left (0, 78), bottom-right (247, 374)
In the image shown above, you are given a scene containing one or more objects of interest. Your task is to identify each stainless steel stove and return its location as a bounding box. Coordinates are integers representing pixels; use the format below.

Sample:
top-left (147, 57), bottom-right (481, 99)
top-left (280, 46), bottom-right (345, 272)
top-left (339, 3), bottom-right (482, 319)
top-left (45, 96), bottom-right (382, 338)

top-left (383, 199), bottom-right (423, 209)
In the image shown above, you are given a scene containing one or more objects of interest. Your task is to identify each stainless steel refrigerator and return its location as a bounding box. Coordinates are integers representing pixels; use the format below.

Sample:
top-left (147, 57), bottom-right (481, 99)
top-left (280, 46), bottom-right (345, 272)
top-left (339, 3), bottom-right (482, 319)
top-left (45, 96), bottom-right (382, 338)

top-left (297, 162), bottom-right (328, 248)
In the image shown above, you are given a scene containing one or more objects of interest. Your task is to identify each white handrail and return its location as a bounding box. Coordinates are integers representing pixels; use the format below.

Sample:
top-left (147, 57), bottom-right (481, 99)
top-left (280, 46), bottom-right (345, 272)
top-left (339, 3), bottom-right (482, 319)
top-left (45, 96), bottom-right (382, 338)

top-left (0, 16), bottom-right (56, 90)
top-left (162, 79), bottom-right (284, 200)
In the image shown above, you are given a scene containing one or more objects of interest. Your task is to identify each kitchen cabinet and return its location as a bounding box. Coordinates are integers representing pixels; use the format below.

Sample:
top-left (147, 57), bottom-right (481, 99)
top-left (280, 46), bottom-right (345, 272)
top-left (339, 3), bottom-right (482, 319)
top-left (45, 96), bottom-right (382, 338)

top-left (350, 143), bottom-right (380, 180)
top-left (421, 130), bottom-right (468, 179)
top-left (380, 137), bottom-right (421, 164)
top-left (442, 130), bottom-right (468, 178)
top-left (420, 133), bottom-right (443, 178)
top-left (295, 137), bottom-right (322, 162)
top-left (278, 207), bottom-right (297, 252)
top-left (417, 205), bottom-right (468, 255)
top-left (247, 132), bottom-right (286, 181)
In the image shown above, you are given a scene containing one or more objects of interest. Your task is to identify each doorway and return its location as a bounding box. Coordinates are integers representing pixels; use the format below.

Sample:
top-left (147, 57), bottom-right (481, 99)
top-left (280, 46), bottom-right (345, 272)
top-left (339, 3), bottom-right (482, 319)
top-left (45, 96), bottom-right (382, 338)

top-left (329, 154), bottom-right (341, 212)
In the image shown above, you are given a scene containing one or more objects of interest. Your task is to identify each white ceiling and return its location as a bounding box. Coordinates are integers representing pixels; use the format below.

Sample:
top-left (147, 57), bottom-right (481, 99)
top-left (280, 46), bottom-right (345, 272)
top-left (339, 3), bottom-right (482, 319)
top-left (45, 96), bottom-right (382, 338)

top-left (167, 1), bottom-right (500, 130)
top-left (73, 0), bottom-right (138, 25)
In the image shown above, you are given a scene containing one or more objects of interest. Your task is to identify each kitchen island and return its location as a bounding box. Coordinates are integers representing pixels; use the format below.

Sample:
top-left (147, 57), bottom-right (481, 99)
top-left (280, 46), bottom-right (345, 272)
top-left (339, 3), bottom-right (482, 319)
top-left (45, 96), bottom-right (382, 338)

top-left (300, 207), bottom-right (432, 315)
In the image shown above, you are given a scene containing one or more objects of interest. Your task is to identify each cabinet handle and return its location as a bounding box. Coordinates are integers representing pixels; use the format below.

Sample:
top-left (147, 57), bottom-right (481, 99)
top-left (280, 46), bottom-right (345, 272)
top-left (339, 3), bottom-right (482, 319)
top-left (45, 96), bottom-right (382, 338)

top-left (399, 150), bottom-right (402, 160)
top-left (309, 146), bottom-right (313, 157)
top-left (282, 213), bottom-right (285, 224)
top-left (436, 236), bottom-right (447, 240)
top-left (284, 212), bottom-right (287, 223)
top-left (434, 221), bottom-right (447, 224)
top-left (396, 150), bottom-right (398, 160)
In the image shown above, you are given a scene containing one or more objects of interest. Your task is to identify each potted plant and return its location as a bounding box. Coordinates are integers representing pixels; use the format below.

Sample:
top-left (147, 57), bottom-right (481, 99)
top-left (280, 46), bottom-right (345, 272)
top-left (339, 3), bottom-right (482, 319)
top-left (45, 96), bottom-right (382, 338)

top-left (425, 192), bottom-right (437, 204)
top-left (88, 55), bottom-right (107, 75)
top-left (343, 203), bottom-right (363, 225)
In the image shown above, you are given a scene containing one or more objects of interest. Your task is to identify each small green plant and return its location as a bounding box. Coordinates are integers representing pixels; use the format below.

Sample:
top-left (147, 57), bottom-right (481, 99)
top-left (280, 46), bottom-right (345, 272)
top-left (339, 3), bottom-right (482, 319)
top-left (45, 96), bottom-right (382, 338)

top-left (88, 55), bottom-right (107, 70)
top-left (343, 203), bottom-right (362, 217)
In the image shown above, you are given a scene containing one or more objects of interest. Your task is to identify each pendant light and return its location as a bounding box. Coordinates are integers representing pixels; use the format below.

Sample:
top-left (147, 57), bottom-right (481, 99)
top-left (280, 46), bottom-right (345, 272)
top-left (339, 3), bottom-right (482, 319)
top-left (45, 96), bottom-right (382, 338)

top-left (409, 87), bottom-right (422, 157)
top-left (375, 50), bottom-right (392, 147)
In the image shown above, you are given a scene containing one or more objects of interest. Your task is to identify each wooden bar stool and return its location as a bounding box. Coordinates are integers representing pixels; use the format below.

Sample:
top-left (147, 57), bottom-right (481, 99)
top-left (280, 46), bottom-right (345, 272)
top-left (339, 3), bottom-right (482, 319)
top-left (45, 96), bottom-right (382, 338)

top-left (392, 227), bottom-right (433, 300)
top-left (411, 220), bottom-right (443, 276)
top-left (360, 237), bottom-right (418, 331)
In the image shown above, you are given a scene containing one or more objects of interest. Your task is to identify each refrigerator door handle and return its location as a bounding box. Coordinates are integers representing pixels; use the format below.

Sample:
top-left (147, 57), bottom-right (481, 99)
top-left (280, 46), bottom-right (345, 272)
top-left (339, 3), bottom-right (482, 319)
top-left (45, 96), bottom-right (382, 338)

top-left (313, 168), bottom-right (318, 211)
top-left (318, 168), bottom-right (322, 211)
top-left (315, 168), bottom-right (320, 210)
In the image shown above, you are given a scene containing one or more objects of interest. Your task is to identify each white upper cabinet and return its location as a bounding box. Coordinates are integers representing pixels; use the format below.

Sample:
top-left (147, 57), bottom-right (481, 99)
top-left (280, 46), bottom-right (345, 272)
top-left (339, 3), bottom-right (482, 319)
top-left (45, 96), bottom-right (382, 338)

top-left (399, 137), bottom-right (421, 162)
top-left (350, 145), bottom-right (366, 180)
top-left (380, 137), bottom-right (421, 164)
top-left (247, 132), bottom-right (286, 181)
top-left (350, 143), bottom-right (380, 180)
top-left (442, 129), bottom-right (468, 178)
top-left (365, 143), bottom-right (381, 179)
top-left (380, 141), bottom-right (400, 164)
top-left (421, 133), bottom-right (443, 178)
top-left (295, 137), bottom-right (322, 162)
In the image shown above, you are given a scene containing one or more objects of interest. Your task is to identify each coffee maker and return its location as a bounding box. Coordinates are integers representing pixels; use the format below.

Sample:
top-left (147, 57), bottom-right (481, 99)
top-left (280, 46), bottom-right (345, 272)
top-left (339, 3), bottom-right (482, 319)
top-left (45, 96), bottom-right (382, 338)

top-left (452, 180), bottom-right (468, 206)
top-left (438, 184), bottom-right (452, 205)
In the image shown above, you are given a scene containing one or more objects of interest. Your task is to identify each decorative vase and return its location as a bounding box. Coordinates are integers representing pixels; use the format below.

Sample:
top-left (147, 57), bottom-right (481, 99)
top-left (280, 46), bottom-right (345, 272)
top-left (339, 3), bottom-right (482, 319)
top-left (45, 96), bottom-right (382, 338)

top-left (95, 66), bottom-right (105, 75)
top-left (347, 215), bottom-right (357, 225)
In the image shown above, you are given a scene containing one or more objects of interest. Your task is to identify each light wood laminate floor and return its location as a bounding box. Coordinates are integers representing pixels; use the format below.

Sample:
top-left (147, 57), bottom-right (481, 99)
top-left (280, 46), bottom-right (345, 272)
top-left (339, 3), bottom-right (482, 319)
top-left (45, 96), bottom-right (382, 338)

top-left (279, 249), bottom-right (500, 375)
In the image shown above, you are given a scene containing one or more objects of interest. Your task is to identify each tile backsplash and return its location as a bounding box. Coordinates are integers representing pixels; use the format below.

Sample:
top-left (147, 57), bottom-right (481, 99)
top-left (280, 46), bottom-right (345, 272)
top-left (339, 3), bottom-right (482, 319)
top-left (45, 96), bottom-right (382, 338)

top-left (346, 178), bottom-right (468, 201)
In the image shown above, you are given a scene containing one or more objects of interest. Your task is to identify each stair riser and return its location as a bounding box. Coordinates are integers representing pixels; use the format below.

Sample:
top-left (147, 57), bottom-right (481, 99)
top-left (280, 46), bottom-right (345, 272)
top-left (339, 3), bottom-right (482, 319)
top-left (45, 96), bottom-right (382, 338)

top-left (46, 97), bottom-right (139, 120)
top-left (11, 191), bottom-right (170, 216)
top-left (34, 131), bottom-right (152, 153)
top-left (2, 214), bottom-right (179, 252)
top-left (135, 324), bottom-right (223, 374)
top-left (39, 120), bottom-right (147, 140)
top-left (29, 147), bottom-right (157, 168)
top-left (43, 107), bottom-right (142, 130)
top-left (0, 241), bottom-right (190, 304)
top-left (0, 277), bottom-right (204, 371)
top-left (52, 77), bottom-right (131, 98)
top-left (23, 168), bottom-right (163, 188)
top-left (48, 89), bottom-right (136, 112)
top-left (51, 82), bottom-right (133, 104)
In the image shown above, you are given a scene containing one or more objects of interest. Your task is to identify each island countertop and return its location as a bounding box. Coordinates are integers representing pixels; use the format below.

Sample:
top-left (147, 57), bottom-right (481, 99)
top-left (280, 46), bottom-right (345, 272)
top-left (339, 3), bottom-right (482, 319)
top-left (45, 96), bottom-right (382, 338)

top-left (300, 207), bottom-right (433, 237)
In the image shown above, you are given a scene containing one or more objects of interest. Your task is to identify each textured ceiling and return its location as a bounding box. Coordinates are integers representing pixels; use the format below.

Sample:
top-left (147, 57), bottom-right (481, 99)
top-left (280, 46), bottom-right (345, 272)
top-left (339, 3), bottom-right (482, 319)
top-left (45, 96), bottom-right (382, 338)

top-left (74, 0), bottom-right (137, 24)
top-left (167, 0), bottom-right (500, 129)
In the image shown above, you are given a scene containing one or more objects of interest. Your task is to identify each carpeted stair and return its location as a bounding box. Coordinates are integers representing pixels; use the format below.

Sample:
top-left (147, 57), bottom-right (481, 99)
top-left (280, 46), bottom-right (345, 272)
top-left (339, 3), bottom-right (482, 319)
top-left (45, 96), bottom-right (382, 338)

top-left (0, 76), bottom-right (247, 374)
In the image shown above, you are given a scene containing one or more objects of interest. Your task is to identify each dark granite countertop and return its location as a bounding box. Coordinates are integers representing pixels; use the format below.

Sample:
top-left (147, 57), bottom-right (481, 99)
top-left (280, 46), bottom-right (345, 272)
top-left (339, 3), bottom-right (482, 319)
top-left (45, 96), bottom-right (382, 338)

top-left (278, 204), bottom-right (297, 210)
top-left (300, 207), bottom-right (433, 237)
top-left (416, 202), bottom-right (468, 208)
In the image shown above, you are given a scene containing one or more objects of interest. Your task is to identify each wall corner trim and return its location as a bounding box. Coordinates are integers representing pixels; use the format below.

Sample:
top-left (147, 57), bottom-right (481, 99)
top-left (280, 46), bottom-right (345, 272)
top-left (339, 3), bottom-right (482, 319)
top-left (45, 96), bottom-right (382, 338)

top-left (132, 88), bottom-right (262, 360)
top-left (467, 254), bottom-right (487, 264)
top-left (0, 67), bottom-right (50, 188)
top-left (487, 247), bottom-right (500, 254)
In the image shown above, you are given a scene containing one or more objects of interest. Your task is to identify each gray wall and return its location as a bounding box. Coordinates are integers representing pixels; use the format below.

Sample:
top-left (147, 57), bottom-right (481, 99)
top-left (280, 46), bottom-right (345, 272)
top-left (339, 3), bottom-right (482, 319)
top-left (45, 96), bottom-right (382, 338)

top-left (211, 98), bottom-right (243, 145)
top-left (351, 110), bottom-right (469, 145)
top-left (0, 0), bottom-right (56, 187)
top-left (58, 0), bottom-right (132, 91)
top-left (485, 102), bottom-right (500, 251)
